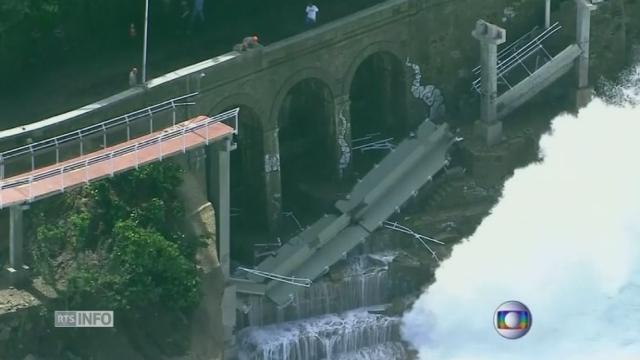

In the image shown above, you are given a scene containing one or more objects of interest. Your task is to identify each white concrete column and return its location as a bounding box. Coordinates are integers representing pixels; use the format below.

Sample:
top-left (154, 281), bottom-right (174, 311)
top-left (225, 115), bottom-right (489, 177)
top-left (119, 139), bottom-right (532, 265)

top-left (209, 137), bottom-right (232, 278)
top-left (262, 128), bottom-right (282, 234)
top-left (576, 0), bottom-right (596, 89)
top-left (472, 20), bottom-right (506, 146)
top-left (207, 136), bottom-right (237, 349)
top-left (575, 0), bottom-right (597, 108)
top-left (545, 0), bottom-right (551, 28)
top-left (9, 205), bottom-right (24, 269)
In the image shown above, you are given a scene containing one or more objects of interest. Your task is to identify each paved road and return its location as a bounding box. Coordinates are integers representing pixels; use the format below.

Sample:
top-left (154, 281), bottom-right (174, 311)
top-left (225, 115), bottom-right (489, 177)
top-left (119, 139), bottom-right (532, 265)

top-left (0, 0), bottom-right (384, 131)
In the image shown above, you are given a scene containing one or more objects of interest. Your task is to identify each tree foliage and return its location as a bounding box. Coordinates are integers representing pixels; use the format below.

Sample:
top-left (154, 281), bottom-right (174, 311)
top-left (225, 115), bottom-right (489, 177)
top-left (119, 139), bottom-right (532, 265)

top-left (31, 161), bottom-right (200, 313)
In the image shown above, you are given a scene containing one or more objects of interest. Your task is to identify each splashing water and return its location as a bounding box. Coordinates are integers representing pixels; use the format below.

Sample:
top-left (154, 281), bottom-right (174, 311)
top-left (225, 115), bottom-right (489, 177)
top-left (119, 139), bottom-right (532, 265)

top-left (239, 253), bottom-right (397, 328)
top-left (333, 342), bottom-right (408, 360)
top-left (401, 65), bottom-right (640, 360)
top-left (238, 308), bottom-right (401, 360)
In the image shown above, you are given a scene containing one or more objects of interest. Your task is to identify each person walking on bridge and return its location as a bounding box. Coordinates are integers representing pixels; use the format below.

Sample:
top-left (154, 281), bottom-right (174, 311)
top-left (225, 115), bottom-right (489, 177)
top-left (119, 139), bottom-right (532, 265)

top-left (191, 0), bottom-right (205, 24)
top-left (129, 67), bottom-right (138, 87)
top-left (305, 3), bottom-right (319, 27)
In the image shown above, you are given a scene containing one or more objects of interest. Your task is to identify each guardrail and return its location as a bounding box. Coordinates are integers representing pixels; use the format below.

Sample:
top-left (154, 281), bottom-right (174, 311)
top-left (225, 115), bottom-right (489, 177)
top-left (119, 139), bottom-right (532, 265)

top-left (0, 93), bottom-right (199, 174)
top-left (0, 107), bottom-right (238, 208)
top-left (472, 22), bottom-right (562, 92)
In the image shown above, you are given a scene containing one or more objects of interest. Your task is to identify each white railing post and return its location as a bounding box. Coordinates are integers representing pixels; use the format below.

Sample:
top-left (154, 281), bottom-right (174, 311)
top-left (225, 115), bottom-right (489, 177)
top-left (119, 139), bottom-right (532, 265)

top-left (172, 101), bottom-right (177, 127)
top-left (102, 123), bottom-right (107, 149)
top-left (54, 138), bottom-right (60, 164)
top-left (148, 108), bottom-right (154, 133)
top-left (206, 117), bottom-right (210, 145)
top-left (60, 167), bottom-right (64, 192)
top-left (135, 143), bottom-right (139, 169)
top-left (232, 108), bottom-right (239, 135)
top-left (84, 158), bottom-right (89, 184)
top-left (125, 115), bottom-right (131, 141)
top-left (159, 133), bottom-right (164, 160)
top-left (79, 131), bottom-right (84, 157)
top-left (0, 154), bottom-right (4, 181)
top-left (110, 152), bottom-right (114, 177)
top-left (29, 145), bottom-right (35, 172)
top-left (0, 183), bottom-right (3, 209)
top-left (28, 175), bottom-right (33, 201)
top-left (182, 127), bottom-right (187, 153)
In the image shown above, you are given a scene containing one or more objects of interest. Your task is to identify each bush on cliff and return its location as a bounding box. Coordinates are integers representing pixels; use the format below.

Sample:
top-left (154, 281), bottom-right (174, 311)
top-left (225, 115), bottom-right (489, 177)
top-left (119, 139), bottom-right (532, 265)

top-left (30, 162), bottom-right (201, 313)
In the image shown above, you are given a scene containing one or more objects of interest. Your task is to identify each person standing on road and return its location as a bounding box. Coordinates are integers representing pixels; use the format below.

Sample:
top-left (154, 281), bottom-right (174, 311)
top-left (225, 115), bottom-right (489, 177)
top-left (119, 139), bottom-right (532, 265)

top-left (191, 0), bottom-right (205, 24)
top-left (129, 67), bottom-right (138, 87)
top-left (241, 35), bottom-right (261, 51)
top-left (305, 3), bottom-right (319, 27)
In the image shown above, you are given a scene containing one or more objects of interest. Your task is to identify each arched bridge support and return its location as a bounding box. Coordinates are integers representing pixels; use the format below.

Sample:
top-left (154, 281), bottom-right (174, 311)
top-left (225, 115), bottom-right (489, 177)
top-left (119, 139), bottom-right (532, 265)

top-left (262, 128), bottom-right (282, 234)
top-left (206, 135), bottom-right (237, 347)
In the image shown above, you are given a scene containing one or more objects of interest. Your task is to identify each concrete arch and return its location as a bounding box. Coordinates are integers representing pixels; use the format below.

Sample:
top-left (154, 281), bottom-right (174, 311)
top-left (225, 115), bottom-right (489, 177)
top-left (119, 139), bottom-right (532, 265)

top-left (268, 66), bottom-right (338, 129)
top-left (342, 41), bottom-right (407, 97)
top-left (206, 92), bottom-right (266, 120)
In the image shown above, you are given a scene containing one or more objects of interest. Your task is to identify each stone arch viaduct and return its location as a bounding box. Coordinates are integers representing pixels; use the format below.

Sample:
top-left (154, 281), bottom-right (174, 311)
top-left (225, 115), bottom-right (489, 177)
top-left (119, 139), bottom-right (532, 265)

top-left (0, 0), bottom-right (547, 232)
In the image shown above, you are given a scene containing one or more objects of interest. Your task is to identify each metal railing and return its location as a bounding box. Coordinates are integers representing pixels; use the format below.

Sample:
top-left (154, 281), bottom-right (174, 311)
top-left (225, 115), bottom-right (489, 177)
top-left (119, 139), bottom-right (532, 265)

top-left (472, 22), bottom-right (562, 93)
top-left (383, 221), bottom-right (443, 261)
top-left (238, 267), bottom-right (312, 288)
top-left (0, 93), bottom-right (199, 179)
top-left (0, 107), bottom-right (239, 208)
top-left (472, 25), bottom-right (542, 76)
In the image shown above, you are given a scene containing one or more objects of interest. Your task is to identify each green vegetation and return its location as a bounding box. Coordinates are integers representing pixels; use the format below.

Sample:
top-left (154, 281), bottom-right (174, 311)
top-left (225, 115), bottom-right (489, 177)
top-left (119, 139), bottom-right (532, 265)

top-left (29, 161), bottom-right (201, 313)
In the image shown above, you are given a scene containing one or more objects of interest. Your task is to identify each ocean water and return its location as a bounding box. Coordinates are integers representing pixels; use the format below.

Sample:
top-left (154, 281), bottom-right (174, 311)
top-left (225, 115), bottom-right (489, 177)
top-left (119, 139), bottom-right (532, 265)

top-left (401, 64), bottom-right (640, 360)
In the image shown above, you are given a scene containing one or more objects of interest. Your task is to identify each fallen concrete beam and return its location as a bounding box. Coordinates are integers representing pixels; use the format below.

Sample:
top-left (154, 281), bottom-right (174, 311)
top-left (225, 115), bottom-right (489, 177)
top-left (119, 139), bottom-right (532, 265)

top-left (496, 44), bottom-right (581, 120)
top-left (260, 120), bottom-right (454, 306)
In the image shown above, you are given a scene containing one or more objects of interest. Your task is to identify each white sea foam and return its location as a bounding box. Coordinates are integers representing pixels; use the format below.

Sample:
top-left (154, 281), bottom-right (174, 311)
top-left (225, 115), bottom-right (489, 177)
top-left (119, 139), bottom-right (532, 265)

top-left (401, 65), bottom-right (640, 360)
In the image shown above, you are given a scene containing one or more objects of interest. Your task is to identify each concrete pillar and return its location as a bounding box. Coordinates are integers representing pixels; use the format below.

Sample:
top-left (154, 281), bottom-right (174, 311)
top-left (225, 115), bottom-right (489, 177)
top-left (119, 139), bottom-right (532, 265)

top-left (545, 0), bottom-right (551, 29)
top-left (575, 0), bottom-right (596, 108)
top-left (7, 205), bottom-right (29, 286)
top-left (472, 20), bottom-right (506, 146)
top-left (9, 205), bottom-right (24, 269)
top-left (262, 128), bottom-right (282, 233)
top-left (334, 95), bottom-right (352, 179)
top-left (209, 137), bottom-right (233, 278)
top-left (576, 0), bottom-right (596, 89)
top-left (207, 136), bottom-right (237, 348)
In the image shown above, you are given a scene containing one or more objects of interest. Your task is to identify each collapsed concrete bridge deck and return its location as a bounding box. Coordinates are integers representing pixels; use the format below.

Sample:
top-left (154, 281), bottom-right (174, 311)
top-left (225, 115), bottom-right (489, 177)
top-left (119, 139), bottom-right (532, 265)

top-left (238, 119), bottom-right (455, 306)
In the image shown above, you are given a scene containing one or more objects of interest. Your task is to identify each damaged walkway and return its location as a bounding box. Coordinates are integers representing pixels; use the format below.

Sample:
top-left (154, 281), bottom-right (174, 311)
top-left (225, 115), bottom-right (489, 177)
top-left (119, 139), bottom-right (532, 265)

top-left (241, 120), bottom-right (455, 306)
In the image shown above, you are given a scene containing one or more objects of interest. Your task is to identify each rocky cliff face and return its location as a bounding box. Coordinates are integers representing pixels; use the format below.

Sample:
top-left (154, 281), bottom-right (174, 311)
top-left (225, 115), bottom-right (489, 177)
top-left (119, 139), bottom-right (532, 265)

top-left (185, 203), bottom-right (225, 360)
top-left (178, 156), bottom-right (225, 360)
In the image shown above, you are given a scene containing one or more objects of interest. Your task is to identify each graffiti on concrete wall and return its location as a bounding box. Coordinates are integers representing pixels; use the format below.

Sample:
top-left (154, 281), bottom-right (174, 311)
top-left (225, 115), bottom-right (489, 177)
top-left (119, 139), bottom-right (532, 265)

top-left (264, 154), bottom-right (280, 173)
top-left (336, 102), bottom-right (351, 177)
top-left (405, 58), bottom-right (446, 121)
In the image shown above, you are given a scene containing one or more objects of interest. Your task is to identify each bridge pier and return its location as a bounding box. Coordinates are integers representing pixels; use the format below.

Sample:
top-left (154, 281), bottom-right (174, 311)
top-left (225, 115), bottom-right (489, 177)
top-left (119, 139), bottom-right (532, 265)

top-left (472, 20), bottom-right (506, 146)
top-left (6, 205), bottom-right (29, 286)
top-left (263, 128), bottom-right (283, 234)
top-left (575, 0), bottom-right (596, 109)
top-left (207, 136), bottom-right (237, 347)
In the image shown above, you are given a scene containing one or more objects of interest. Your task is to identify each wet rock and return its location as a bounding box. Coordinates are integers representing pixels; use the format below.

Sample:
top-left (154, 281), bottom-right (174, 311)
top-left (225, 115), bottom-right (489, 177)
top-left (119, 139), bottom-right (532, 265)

top-left (191, 202), bottom-right (220, 271)
top-left (0, 324), bottom-right (10, 341)
top-left (389, 253), bottom-right (431, 295)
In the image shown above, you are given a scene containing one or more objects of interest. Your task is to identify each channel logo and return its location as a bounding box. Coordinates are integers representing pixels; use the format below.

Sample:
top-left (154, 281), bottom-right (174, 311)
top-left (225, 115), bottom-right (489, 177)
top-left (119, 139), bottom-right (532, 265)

top-left (493, 301), bottom-right (531, 339)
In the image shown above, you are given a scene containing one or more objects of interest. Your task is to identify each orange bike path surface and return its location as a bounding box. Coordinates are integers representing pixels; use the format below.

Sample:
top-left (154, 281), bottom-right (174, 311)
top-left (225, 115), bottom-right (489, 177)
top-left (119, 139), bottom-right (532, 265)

top-left (0, 116), bottom-right (233, 209)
